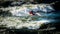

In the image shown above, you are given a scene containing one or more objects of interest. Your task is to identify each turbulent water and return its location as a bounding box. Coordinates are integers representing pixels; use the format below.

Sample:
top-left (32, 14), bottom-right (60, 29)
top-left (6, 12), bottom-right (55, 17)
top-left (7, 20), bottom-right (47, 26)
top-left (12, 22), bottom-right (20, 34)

top-left (0, 4), bottom-right (57, 29)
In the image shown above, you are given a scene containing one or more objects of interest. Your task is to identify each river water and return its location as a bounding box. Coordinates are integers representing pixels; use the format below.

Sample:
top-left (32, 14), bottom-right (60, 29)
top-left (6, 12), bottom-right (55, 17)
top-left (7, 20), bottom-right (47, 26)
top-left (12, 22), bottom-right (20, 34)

top-left (0, 4), bottom-right (60, 30)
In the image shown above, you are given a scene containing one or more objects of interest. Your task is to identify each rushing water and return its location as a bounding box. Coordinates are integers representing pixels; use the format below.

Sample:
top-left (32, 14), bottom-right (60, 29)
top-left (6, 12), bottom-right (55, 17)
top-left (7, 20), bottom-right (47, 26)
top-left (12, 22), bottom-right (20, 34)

top-left (0, 4), bottom-right (59, 29)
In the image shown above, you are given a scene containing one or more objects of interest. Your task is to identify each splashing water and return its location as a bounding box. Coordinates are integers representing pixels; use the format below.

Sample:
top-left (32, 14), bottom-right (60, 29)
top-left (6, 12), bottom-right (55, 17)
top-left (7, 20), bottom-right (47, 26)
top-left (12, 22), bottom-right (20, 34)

top-left (0, 4), bottom-right (55, 29)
